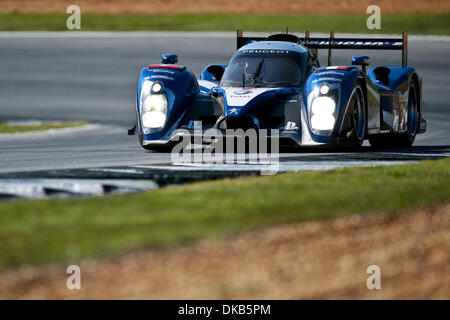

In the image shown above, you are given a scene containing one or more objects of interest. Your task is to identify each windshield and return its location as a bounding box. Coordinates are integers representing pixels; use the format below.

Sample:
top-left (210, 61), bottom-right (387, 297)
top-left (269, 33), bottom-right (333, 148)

top-left (220, 50), bottom-right (305, 88)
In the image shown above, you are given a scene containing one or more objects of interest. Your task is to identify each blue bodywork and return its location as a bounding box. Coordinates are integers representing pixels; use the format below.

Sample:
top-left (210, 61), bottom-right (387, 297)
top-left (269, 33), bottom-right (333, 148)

top-left (136, 64), bottom-right (198, 144)
top-left (368, 66), bottom-right (414, 92)
top-left (132, 38), bottom-right (425, 149)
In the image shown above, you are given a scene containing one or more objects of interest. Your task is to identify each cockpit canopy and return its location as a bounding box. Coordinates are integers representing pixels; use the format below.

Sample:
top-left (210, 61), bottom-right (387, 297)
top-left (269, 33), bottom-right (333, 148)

top-left (220, 47), bottom-right (306, 88)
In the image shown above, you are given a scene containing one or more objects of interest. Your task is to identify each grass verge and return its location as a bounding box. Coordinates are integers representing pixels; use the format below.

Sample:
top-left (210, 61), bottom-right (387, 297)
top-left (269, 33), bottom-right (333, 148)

top-left (0, 158), bottom-right (449, 271)
top-left (0, 13), bottom-right (449, 34)
top-left (0, 121), bottom-right (89, 134)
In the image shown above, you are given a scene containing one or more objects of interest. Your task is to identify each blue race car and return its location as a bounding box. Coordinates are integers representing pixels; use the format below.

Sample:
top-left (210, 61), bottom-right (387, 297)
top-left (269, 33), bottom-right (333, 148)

top-left (129, 31), bottom-right (426, 150)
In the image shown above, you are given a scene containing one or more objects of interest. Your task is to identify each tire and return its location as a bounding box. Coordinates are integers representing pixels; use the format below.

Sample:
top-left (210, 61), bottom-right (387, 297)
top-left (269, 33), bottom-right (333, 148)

top-left (349, 82), bottom-right (367, 148)
top-left (397, 81), bottom-right (419, 147)
top-left (369, 81), bottom-right (419, 149)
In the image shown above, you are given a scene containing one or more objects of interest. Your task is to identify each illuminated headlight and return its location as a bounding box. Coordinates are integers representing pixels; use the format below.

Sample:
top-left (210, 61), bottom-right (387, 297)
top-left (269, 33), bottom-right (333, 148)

top-left (320, 85), bottom-right (330, 95)
top-left (311, 113), bottom-right (336, 131)
top-left (140, 82), bottom-right (168, 129)
top-left (141, 94), bottom-right (167, 128)
top-left (311, 96), bottom-right (335, 114)
top-left (142, 111), bottom-right (166, 129)
top-left (142, 94), bottom-right (167, 114)
top-left (151, 82), bottom-right (163, 94)
top-left (310, 96), bottom-right (336, 131)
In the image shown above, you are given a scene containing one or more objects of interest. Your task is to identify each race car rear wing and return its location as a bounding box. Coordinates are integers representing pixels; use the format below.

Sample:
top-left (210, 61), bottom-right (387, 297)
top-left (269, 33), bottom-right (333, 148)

top-left (236, 30), bottom-right (408, 67)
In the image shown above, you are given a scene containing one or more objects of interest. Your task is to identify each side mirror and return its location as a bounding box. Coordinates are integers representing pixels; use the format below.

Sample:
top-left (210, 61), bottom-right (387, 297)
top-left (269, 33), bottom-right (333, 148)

top-left (352, 56), bottom-right (370, 67)
top-left (162, 53), bottom-right (178, 64)
top-left (201, 64), bottom-right (226, 82)
top-left (210, 87), bottom-right (220, 98)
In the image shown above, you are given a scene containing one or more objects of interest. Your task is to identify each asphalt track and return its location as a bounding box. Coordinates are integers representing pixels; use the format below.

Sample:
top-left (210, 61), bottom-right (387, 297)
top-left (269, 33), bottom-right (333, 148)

top-left (0, 32), bottom-right (449, 178)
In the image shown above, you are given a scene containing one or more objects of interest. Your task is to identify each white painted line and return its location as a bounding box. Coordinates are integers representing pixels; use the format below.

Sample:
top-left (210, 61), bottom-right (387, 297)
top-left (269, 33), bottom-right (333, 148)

top-left (87, 168), bottom-right (146, 174)
top-left (384, 152), bottom-right (450, 157)
top-left (0, 178), bottom-right (158, 199)
top-left (0, 31), bottom-right (235, 39)
top-left (0, 123), bottom-right (115, 140)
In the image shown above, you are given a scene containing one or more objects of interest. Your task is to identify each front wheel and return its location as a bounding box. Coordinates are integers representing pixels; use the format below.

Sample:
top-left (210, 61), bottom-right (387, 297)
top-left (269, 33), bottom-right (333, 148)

top-left (349, 83), bottom-right (367, 147)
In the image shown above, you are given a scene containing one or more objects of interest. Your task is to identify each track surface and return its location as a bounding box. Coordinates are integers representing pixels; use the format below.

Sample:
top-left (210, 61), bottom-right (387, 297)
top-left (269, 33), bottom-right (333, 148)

top-left (0, 32), bottom-right (449, 174)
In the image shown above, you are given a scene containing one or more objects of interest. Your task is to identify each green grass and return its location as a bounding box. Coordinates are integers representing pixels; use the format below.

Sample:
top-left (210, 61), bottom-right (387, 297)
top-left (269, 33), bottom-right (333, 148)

top-left (0, 13), bottom-right (449, 34)
top-left (0, 158), bottom-right (449, 271)
top-left (0, 121), bottom-right (88, 134)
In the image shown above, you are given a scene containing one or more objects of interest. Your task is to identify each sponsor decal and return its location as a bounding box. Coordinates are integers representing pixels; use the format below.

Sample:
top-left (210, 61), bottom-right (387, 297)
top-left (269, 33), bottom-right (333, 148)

top-left (233, 89), bottom-right (253, 95)
top-left (226, 87), bottom-right (273, 107)
top-left (284, 121), bottom-right (299, 131)
top-left (309, 40), bottom-right (401, 47)
top-left (317, 71), bottom-right (345, 76)
top-left (150, 75), bottom-right (175, 81)
top-left (148, 68), bottom-right (176, 75)
top-left (228, 108), bottom-right (239, 115)
top-left (313, 77), bottom-right (342, 83)
top-left (241, 49), bottom-right (290, 54)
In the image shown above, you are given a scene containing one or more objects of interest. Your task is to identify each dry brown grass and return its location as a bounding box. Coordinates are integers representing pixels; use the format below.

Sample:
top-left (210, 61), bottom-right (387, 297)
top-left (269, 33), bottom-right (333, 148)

top-left (0, 0), bottom-right (449, 15)
top-left (1, 204), bottom-right (449, 299)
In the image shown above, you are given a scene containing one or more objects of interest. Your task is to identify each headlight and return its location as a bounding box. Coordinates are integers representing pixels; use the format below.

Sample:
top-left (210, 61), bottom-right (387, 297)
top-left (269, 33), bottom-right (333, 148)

top-left (140, 81), bottom-right (168, 129)
top-left (320, 85), bottom-right (330, 95)
top-left (311, 96), bottom-right (335, 114)
top-left (151, 82), bottom-right (163, 94)
top-left (142, 111), bottom-right (166, 129)
top-left (142, 94), bottom-right (167, 114)
top-left (310, 96), bottom-right (336, 131)
top-left (311, 113), bottom-right (336, 131)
